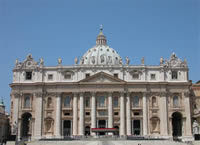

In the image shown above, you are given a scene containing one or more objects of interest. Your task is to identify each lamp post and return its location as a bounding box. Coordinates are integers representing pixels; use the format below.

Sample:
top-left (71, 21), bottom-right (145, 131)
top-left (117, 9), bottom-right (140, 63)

top-left (14, 121), bottom-right (18, 145)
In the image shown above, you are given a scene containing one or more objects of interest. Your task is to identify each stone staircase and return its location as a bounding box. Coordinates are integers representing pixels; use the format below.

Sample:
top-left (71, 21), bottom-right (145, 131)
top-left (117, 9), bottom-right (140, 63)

top-left (24, 140), bottom-right (194, 145)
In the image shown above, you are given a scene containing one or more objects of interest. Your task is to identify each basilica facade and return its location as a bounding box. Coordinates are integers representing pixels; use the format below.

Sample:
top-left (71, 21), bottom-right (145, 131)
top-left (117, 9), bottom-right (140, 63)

top-left (10, 28), bottom-right (193, 141)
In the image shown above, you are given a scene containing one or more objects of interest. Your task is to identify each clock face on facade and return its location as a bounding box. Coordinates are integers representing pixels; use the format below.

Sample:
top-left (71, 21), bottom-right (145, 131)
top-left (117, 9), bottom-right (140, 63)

top-left (171, 60), bottom-right (177, 66)
top-left (27, 61), bottom-right (32, 66)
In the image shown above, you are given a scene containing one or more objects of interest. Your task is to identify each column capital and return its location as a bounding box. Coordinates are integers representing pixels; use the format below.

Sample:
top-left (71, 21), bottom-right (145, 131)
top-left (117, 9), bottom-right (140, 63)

top-left (73, 92), bottom-right (78, 97)
top-left (56, 92), bottom-right (62, 97)
top-left (160, 91), bottom-right (168, 97)
top-left (91, 92), bottom-right (96, 96)
top-left (108, 92), bottom-right (113, 96)
top-left (142, 91), bottom-right (151, 96)
top-left (120, 91), bottom-right (126, 96)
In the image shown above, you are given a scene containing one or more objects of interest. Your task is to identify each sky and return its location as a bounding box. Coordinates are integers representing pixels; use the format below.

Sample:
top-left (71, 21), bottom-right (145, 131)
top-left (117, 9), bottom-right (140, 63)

top-left (0, 0), bottom-right (199, 112)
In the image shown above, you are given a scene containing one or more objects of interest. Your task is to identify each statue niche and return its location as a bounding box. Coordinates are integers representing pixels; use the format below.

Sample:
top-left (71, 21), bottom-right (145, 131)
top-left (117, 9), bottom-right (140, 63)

top-left (151, 117), bottom-right (160, 134)
top-left (45, 117), bottom-right (54, 135)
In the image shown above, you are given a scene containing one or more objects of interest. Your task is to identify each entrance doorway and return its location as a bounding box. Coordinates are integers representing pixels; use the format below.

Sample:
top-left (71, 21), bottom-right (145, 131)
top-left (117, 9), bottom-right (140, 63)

top-left (85, 126), bottom-right (90, 136)
top-left (172, 112), bottom-right (182, 137)
top-left (114, 126), bottom-right (119, 136)
top-left (21, 112), bottom-right (32, 138)
top-left (132, 120), bottom-right (141, 135)
top-left (63, 120), bottom-right (71, 136)
top-left (98, 120), bottom-right (106, 135)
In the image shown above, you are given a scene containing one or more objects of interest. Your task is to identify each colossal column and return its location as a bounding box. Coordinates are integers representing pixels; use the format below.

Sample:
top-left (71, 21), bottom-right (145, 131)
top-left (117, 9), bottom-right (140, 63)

top-left (79, 92), bottom-right (85, 136)
top-left (126, 92), bottom-right (131, 135)
top-left (160, 92), bottom-right (168, 136)
top-left (73, 93), bottom-right (78, 136)
top-left (55, 93), bottom-right (61, 138)
top-left (120, 92), bottom-right (125, 136)
top-left (108, 92), bottom-right (113, 135)
top-left (142, 92), bottom-right (148, 136)
top-left (34, 92), bottom-right (43, 139)
top-left (91, 92), bottom-right (96, 136)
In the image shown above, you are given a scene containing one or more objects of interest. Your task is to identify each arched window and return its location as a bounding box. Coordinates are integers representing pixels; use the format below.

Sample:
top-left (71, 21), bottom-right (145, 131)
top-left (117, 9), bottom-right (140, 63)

top-left (152, 96), bottom-right (157, 107)
top-left (99, 96), bottom-right (105, 107)
top-left (173, 96), bottom-right (179, 107)
top-left (64, 96), bottom-right (71, 107)
top-left (24, 96), bottom-right (30, 108)
top-left (47, 97), bottom-right (52, 108)
top-left (133, 96), bottom-right (139, 107)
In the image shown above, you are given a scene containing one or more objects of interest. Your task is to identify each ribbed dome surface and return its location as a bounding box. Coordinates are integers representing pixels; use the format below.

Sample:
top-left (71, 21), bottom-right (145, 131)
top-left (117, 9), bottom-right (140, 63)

top-left (80, 27), bottom-right (121, 65)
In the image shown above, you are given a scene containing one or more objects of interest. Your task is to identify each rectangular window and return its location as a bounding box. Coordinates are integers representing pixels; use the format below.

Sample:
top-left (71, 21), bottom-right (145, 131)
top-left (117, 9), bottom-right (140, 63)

top-left (114, 112), bottom-right (119, 116)
top-left (172, 71), bottom-right (178, 80)
top-left (134, 112), bottom-right (140, 116)
top-left (25, 72), bottom-right (32, 80)
top-left (151, 74), bottom-right (156, 80)
top-left (85, 73), bottom-right (90, 78)
top-left (48, 74), bottom-right (53, 80)
top-left (132, 73), bottom-right (139, 79)
top-left (114, 73), bottom-right (118, 78)
top-left (64, 74), bottom-right (71, 80)
top-left (85, 97), bottom-right (90, 108)
top-left (98, 96), bottom-right (106, 107)
top-left (113, 97), bottom-right (118, 108)
top-left (85, 112), bottom-right (90, 116)
top-left (64, 112), bottom-right (71, 116)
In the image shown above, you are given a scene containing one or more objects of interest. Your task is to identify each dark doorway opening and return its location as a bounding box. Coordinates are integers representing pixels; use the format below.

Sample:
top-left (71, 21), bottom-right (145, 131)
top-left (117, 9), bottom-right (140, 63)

top-left (85, 126), bottom-right (90, 136)
top-left (21, 112), bottom-right (32, 138)
top-left (114, 126), bottom-right (119, 136)
top-left (133, 120), bottom-right (141, 135)
top-left (98, 120), bottom-right (106, 135)
top-left (172, 112), bottom-right (182, 138)
top-left (63, 120), bottom-right (71, 136)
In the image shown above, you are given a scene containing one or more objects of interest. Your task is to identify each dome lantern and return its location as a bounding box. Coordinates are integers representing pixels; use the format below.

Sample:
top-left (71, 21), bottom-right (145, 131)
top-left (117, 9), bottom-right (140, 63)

top-left (96, 25), bottom-right (107, 45)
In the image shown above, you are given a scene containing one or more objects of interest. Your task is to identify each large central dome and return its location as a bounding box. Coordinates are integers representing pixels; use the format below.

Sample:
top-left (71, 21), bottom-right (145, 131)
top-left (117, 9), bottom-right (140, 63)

top-left (80, 27), bottom-right (122, 65)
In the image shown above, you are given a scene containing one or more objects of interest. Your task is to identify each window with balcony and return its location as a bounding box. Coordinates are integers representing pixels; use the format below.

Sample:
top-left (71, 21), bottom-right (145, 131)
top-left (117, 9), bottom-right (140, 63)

top-left (64, 96), bottom-right (71, 107)
top-left (173, 96), bottom-right (179, 107)
top-left (98, 96), bottom-right (106, 107)
top-left (113, 97), bottom-right (119, 108)
top-left (85, 97), bottom-right (90, 108)
top-left (133, 96), bottom-right (139, 107)
top-left (47, 97), bottom-right (52, 108)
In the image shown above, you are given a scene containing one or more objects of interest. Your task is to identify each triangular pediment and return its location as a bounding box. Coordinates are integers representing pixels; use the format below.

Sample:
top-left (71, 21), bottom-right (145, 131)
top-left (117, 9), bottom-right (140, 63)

top-left (79, 72), bottom-right (125, 83)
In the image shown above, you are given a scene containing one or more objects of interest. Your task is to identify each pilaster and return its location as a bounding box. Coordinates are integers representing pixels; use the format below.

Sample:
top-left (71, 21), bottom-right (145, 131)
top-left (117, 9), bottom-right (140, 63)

top-left (120, 92), bottom-right (125, 136)
top-left (55, 92), bottom-right (61, 138)
top-left (91, 92), bottom-right (96, 136)
top-left (79, 92), bottom-right (84, 136)
top-left (73, 92), bottom-right (78, 136)
top-left (108, 92), bottom-right (113, 135)
top-left (126, 92), bottom-right (131, 136)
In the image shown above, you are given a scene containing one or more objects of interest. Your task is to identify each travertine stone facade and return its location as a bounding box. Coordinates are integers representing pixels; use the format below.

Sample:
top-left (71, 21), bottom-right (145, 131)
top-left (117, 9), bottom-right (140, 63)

top-left (10, 28), bottom-right (193, 141)
top-left (192, 81), bottom-right (200, 135)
